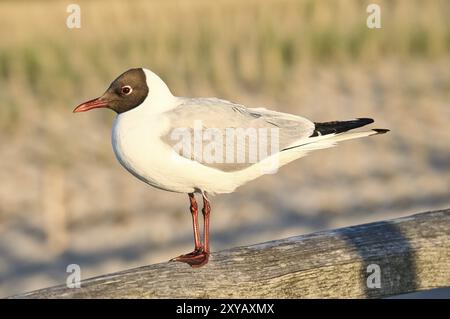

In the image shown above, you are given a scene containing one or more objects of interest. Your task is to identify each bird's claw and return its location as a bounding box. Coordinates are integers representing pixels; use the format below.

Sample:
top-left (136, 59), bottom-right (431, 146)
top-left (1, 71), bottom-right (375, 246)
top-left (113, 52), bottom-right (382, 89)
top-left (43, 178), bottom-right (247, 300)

top-left (170, 248), bottom-right (209, 268)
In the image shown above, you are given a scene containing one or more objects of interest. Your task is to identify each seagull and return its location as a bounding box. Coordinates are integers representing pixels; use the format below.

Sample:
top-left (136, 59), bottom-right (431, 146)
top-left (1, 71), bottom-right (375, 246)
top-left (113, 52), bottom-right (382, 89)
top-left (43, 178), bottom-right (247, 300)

top-left (73, 68), bottom-right (389, 267)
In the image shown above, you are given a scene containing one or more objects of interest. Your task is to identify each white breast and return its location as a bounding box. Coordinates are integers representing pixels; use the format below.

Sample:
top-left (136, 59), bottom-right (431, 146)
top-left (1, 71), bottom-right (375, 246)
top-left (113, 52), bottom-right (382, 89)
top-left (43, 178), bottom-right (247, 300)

top-left (112, 109), bottom-right (192, 193)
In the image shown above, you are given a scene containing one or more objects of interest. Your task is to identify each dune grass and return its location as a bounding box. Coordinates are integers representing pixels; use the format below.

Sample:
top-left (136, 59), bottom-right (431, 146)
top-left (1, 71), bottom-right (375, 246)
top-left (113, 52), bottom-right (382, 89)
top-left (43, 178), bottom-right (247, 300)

top-left (0, 0), bottom-right (449, 128)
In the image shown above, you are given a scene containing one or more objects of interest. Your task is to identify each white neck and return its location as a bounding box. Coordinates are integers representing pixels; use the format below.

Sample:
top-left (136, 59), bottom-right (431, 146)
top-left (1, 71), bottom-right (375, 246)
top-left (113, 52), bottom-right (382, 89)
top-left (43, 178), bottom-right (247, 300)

top-left (137, 69), bottom-right (178, 115)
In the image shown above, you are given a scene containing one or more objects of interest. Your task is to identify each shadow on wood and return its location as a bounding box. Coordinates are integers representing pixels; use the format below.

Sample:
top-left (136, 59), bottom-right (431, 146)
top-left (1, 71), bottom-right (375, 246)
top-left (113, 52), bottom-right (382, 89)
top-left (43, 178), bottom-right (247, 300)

top-left (10, 209), bottom-right (450, 298)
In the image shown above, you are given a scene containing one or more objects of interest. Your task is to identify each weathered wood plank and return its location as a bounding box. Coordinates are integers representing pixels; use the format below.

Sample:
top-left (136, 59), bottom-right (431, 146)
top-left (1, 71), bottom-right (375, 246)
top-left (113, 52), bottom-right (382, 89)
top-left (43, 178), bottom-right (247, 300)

top-left (10, 209), bottom-right (450, 298)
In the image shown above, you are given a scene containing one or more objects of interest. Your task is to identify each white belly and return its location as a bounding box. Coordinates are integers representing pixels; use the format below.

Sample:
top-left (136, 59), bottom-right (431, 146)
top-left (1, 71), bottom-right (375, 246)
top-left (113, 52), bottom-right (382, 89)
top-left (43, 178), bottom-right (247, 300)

top-left (112, 113), bottom-right (198, 193)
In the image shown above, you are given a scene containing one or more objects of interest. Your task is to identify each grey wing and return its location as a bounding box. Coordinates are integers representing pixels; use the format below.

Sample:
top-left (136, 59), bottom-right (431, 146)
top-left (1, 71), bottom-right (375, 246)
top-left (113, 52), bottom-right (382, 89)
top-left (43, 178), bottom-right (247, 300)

top-left (161, 98), bottom-right (315, 172)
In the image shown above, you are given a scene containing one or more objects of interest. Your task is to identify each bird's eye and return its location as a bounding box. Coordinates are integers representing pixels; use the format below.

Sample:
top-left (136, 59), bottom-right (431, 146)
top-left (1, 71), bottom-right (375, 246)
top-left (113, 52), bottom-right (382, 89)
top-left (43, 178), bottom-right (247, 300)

top-left (121, 85), bottom-right (132, 95)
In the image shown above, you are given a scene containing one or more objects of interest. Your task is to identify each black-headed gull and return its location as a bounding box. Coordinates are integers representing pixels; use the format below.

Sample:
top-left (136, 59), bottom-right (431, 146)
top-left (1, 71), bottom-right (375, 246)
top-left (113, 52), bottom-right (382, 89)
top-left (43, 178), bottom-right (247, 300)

top-left (73, 68), bottom-right (389, 267)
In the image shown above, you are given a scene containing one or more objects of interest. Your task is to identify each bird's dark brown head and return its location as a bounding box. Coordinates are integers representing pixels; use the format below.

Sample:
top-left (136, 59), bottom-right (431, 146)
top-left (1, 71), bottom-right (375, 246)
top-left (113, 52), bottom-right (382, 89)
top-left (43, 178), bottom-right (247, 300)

top-left (73, 68), bottom-right (149, 114)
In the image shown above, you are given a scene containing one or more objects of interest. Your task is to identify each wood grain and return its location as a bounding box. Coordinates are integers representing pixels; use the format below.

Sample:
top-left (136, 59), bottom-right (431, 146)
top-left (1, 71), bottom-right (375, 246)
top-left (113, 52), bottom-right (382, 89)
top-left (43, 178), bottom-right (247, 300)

top-left (11, 209), bottom-right (450, 298)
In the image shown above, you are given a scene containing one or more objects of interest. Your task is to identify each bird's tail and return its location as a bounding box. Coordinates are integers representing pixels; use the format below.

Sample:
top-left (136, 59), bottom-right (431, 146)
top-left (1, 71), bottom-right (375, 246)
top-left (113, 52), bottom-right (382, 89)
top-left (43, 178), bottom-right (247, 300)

top-left (280, 128), bottom-right (388, 158)
top-left (282, 118), bottom-right (389, 153)
top-left (281, 118), bottom-right (388, 162)
top-left (312, 127), bottom-right (389, 144)
top-left (233, 119), bottom-right (389, 191)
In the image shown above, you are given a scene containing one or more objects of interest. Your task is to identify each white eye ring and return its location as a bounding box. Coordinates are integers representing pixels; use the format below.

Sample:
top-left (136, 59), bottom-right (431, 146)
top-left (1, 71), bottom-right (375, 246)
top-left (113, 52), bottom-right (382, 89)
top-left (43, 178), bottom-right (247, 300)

top-left (121, 85), bottom-right (133, 95)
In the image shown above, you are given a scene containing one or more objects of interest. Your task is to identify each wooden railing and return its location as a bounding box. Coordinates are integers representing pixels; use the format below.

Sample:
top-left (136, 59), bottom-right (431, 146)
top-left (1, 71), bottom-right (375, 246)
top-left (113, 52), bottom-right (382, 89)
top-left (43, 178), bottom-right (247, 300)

top-left (10, 209), bottom-right (450, 298)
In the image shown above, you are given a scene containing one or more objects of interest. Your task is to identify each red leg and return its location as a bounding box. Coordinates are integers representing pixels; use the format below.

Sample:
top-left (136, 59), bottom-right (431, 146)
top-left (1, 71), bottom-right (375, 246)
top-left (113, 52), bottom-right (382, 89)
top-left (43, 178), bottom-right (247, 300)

top-left (189, 193), bottom-right (202, 251)
top-left (170, 193), bottom-right (209, 267)
top-left (202, 193), bottom-right (211, 256)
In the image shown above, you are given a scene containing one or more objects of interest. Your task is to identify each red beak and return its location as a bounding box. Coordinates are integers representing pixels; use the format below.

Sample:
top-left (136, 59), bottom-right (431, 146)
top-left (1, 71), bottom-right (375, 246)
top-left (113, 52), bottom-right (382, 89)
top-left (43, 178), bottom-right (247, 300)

top-left (73, 97), bottom-right (109, 113)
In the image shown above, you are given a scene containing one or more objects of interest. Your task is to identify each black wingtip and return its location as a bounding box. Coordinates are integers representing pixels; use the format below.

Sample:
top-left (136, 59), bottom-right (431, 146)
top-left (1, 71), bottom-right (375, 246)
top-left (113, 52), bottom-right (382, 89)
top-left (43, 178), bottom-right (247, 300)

top-left (311, 118), bottom-right (376, 137)
top-left (372, 128), bottom-right (390, 134)
top-left (357, 118), bottom-right (375, 125)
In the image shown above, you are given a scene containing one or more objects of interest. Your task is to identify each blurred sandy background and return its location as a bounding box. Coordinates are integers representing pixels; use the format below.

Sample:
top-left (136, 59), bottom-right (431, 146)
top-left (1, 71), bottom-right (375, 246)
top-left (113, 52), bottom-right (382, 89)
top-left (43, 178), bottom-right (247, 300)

top-left (0, 0), bottom-right (449, 297)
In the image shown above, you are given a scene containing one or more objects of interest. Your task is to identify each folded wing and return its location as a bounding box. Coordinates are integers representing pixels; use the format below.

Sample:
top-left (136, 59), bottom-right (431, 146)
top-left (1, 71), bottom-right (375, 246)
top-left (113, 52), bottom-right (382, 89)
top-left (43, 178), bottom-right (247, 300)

top-left (160, 98), bottom-right (315, 171)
